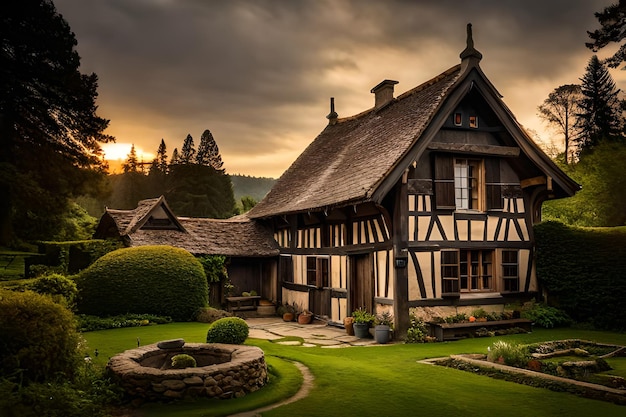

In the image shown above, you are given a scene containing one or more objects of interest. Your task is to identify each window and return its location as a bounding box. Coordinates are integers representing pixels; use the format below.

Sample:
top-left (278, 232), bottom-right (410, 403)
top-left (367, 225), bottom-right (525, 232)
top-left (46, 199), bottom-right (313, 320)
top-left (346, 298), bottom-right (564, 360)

top-left (469, 115), bottom-right (478, 128)
top-left (454, 113), bottom-right (462, 126)
top-left (279, 256), bottom-right (294, 283)
top-left (306, 256), bottom-right (329, 288)
top-left (434, 155), bottom-right (502, 211)
top-left (441, 250), bottom-right (459, 294)
top-left (502, 250), bottom-right (519, 292)
top-left (454, 159), bottom-right (482, 210)
top-left (459, 250), bottom-right (493, 291)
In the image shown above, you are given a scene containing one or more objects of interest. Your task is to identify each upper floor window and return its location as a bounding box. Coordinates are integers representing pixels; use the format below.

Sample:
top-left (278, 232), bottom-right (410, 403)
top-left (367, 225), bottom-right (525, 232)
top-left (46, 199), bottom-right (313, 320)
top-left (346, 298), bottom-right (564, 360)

top-left (454, 158), bottom-right (482, 210)
top-left (434, 154), bottom-right (503, 211)
top-left (469, 115), bottom-right (479, 128)
top-left (306, 256), bottom-right (329, 288)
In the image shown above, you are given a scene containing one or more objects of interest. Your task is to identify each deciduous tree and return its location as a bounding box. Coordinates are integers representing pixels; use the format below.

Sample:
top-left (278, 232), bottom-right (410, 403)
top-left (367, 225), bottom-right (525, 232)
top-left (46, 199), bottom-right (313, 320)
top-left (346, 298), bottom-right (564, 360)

top-left (538, 84), bottom-right (582, 164)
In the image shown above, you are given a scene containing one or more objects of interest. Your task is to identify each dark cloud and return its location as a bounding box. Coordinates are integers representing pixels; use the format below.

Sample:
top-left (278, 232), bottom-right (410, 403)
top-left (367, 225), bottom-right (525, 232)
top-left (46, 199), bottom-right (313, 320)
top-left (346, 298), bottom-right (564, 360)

top-left (54, 0), bottom-right (615, 176)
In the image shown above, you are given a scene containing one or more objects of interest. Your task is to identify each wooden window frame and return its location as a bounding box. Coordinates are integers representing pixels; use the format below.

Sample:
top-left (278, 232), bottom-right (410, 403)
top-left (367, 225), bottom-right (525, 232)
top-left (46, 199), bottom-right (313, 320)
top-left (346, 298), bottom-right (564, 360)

top-left (501, 250), bottom-right (519, 292)
top-left (306, 256), bottom-right (330, 288)
top-left (469, 115), bottom-right (479, 128)
top-left (441, 250), bottom-right (460, 295)
top-left (459, 249), bottom-right (493, 292)
top-left (454, 112), bottom-right (463, 126)
top-left (454, 158), bottom-right (484, 211)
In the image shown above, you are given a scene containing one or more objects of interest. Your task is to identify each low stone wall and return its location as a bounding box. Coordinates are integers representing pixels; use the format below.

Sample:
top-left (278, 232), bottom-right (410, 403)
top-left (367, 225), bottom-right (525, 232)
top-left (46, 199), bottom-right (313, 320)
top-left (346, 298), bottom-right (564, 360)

top-left (107, 342), bottom-right (268, 402)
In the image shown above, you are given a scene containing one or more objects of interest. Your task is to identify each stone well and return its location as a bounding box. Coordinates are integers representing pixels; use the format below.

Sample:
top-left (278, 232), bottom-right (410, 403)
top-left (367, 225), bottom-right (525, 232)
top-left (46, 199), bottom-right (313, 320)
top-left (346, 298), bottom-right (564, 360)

top-left (107, 340), bottom-right (268, 401)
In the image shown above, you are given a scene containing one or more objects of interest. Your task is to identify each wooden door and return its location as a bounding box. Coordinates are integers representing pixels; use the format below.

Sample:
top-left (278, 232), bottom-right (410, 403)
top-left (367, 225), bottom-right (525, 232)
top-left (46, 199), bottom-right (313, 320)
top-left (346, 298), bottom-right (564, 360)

top-left (350, 254), bottom-right (374, 313)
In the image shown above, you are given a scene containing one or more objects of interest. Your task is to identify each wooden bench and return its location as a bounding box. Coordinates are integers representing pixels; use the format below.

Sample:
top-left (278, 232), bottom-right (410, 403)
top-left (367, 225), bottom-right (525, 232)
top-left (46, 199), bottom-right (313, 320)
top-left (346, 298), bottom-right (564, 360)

top-left (225, 296), bottom-right (261, 313)
top-left (428, 318), bottom-right (533, 342)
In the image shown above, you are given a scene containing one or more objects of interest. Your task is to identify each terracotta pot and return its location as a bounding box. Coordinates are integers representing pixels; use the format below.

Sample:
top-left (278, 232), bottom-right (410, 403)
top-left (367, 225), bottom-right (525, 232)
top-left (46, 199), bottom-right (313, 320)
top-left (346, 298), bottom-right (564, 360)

top-left (343, 317), bottom-right (355, 335)
top-left (298, 312), bottom-right (313, 324)
top-left (283, 312), bottom-right (294, 322)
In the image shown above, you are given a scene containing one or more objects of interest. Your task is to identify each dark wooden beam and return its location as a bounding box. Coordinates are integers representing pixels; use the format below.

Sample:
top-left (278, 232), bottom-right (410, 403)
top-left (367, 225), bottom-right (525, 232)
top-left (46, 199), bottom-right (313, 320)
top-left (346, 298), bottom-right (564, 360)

top-left (427, 142), bottom-right (520, 157)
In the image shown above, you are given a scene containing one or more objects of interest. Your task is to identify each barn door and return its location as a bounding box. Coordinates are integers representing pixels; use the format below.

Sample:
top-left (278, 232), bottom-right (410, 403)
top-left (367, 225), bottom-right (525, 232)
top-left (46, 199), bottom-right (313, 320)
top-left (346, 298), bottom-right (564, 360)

top-left (350, 254), bottom-right (374, 313)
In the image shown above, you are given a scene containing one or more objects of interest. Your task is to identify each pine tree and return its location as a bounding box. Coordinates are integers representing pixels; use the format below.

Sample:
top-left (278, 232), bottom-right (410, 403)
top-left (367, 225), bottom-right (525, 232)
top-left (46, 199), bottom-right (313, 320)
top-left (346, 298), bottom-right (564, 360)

top-left (196, 129), bottom-right (224, 171)
top-left (586, 1), bottom-right (626, 68)
top-left (577, 55), bottom-right (624, 154)
top-left (122, 144), bottom-right (139, 173)
top-left (170, 148), bottom-right (179, 166)
top-left (179, 134), bottom-right (195, 164)
top-left (156, 138), bottom-right (168, 173)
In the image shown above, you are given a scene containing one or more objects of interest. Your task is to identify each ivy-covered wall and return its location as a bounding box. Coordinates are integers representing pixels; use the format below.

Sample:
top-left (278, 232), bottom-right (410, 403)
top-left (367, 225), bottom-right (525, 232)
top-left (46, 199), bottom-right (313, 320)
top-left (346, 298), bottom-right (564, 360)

top-left (534, 221), bottom-right (626, 330)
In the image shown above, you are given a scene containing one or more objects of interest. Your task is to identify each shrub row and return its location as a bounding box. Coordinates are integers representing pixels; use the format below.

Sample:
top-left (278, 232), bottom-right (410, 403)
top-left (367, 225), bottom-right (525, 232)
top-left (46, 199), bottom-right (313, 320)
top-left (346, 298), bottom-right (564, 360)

top-left (534, 221), bottom-right (626, 330)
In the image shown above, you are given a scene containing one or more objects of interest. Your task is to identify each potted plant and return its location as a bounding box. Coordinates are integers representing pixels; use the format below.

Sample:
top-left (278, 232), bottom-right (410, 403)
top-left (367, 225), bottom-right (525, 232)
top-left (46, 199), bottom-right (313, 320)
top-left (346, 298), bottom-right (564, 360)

top-left (351, 307), bottom-right (375, 338)
top-left (374, 311), bottom-right (393, 344)
top-left (277, 302), bottom-right (295, 322)
top-left (298, 309), bottom-right (313, 324)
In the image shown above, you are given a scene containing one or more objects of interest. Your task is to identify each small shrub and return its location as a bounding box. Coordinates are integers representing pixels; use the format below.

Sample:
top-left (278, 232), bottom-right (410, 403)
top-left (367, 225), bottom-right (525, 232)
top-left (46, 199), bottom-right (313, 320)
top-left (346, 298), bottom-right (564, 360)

top-left (77, 313), bottom-right (172, 332)
top-left (206, 317), bottom-right (249, 344)
top-left (444, 313), bottom-right (468, 323)
top-left (471, 308), bottom-right (488, 319)
top-left (171, 354), bottom-right (197, 369)
top-left (28, 273), bottom-right (78, 306)
top-left (405, 314), bottom-right (431, 343)
top-left (487, 341), bottom-right (529, 368)
top-left (521, 302), bottom-right (572, 328)
top-left (195, 307), bottom-right (231, 323)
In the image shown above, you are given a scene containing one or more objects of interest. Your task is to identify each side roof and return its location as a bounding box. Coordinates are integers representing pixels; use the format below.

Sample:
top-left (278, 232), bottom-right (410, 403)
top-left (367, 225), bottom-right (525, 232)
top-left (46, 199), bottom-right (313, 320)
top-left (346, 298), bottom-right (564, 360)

top-left (94, 196), bottom-right (279, 257)
top-left (249, 25), bottom-right (579, 220)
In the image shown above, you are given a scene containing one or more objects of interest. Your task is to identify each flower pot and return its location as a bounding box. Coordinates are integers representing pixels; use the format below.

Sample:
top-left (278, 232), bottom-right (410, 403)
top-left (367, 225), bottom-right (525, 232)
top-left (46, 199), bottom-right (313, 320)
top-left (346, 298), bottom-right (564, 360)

top-left (298, 312), bottom-right (313, 324)
top-left (374, 325), bottom-right (391, 344)
top-left (353, 322), bottom-right (370, 338)
top-left (343, 317), bottom-right (355, 335)
top-left (283, 312), bottom-right (294, 322)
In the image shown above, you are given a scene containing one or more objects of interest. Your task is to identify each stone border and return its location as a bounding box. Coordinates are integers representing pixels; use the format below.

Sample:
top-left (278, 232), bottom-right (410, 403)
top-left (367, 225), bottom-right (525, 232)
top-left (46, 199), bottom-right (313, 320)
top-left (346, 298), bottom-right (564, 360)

top-left (107, 342), bottom-right (267, 402)
top-left (422, 353), bottom-right (626, 405)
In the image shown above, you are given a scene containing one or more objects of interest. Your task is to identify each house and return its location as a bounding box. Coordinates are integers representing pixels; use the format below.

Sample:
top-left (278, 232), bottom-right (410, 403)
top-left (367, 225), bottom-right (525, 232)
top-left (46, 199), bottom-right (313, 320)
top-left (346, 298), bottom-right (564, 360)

top-left (95, 25), bottom-right (579, 336)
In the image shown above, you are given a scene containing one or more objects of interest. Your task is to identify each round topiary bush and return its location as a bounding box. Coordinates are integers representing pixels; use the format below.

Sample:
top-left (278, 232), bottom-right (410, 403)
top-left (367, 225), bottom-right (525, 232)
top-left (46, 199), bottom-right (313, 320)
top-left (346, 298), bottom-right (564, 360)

top-left (171, 354), bottom-right (197, 369)
top-left (0, 289), bottom-right (81, 382)
top-left (206, 317), bottom-right (249, 344)
top-left (74, 245), bottom-right (207, 321)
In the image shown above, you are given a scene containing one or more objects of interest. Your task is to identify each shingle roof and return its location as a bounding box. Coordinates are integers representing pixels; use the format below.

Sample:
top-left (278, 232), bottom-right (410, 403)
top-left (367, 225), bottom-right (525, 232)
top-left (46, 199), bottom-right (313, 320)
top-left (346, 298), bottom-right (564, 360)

top-left (248, 65), bottom-right (462, 219)
top-left (100, 197), bottom-right (279, 257)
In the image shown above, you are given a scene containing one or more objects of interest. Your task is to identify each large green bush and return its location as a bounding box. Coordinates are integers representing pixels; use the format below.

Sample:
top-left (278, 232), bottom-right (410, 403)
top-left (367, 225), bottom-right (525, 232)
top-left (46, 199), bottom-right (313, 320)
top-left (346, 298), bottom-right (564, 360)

top-left (0, 290), bottom-right (81, 383)
top-left (206, 317), bottom-right (249, 344)
top-left (535, 221), bottom-right (626, 330)
top-left (75, 245), bottom-right (207, 321)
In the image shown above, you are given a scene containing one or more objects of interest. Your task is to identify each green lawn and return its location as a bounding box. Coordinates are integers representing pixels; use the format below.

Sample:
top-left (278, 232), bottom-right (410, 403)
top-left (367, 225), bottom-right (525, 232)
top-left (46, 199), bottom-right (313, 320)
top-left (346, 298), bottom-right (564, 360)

top-left (83, 324), bottom-right (626, 417)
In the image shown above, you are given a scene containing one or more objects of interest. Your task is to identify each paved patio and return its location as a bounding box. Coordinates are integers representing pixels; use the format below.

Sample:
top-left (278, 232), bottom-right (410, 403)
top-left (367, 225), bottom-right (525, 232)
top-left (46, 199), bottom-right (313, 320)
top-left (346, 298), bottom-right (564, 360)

top-left (245, 317), bottom-right (385, 347)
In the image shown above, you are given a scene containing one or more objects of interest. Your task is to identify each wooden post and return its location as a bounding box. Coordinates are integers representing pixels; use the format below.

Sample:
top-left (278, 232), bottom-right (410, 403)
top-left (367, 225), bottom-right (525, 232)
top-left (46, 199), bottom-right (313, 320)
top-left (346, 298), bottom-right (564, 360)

top-left (392, 170), bottom-right (410, 339)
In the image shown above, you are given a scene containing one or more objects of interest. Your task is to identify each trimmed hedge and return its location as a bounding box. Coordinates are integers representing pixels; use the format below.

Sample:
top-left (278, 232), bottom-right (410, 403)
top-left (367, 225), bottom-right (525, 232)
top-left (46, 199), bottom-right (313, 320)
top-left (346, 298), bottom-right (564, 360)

top-left (29, 239), bottom-right (123, 277)
top-left (0, 290), bottom-right (81, 383)
top-left (534, 221), bottom-right (626, 330)
top-left (206, 317), bottom-right (249, 344)
top-left (75, 245), bottom-right (207, 321)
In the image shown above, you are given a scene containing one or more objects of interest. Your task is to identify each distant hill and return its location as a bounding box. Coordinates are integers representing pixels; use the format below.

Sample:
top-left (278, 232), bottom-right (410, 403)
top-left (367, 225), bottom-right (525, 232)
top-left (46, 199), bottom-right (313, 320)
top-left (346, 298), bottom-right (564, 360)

top-left (229, 174), bottom-right (276, 202)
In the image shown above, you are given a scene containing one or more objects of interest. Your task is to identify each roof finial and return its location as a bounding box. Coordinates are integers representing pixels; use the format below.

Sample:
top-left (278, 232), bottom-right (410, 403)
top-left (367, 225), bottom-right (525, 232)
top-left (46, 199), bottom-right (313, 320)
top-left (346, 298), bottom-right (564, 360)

top-left (460, 23), bottom-right (482, 66)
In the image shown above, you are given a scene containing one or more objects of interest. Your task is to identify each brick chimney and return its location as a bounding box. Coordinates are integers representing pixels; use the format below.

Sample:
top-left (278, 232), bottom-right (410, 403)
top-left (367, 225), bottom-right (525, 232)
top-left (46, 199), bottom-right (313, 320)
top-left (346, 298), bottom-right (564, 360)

top-left (371, 79), bottom-right (398, 108)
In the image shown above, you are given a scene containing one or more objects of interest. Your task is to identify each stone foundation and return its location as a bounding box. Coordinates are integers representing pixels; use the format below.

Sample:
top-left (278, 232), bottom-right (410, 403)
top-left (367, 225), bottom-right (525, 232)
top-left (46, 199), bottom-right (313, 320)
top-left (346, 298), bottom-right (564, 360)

top-left (107, 342), bottom-right (267, 401)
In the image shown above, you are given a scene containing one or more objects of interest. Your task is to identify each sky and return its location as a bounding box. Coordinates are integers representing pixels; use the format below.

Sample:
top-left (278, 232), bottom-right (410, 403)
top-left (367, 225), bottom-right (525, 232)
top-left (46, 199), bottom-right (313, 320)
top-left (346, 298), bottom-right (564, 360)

top-left (53, 0), bottom-right (622, 178)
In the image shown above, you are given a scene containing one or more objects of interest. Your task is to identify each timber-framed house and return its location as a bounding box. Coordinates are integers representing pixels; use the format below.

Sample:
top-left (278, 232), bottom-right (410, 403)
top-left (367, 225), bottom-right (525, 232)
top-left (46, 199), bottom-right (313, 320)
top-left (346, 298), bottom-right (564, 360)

top-left (245, 24), bottom-right (579, 334)
top-left (96, 26), bottom-right (579, 336)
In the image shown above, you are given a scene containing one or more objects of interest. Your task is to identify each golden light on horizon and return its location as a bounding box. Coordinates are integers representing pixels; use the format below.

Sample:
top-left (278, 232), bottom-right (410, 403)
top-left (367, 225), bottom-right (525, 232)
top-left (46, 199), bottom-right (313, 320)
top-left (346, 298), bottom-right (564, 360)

top-left (102, 142), bottom-right (155, 162)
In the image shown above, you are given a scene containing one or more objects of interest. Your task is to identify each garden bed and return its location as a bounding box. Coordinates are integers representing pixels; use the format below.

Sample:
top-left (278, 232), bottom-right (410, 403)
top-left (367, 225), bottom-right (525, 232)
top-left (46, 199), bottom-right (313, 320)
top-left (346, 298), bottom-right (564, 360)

top-left (431, 339), bottom-right (626, 405)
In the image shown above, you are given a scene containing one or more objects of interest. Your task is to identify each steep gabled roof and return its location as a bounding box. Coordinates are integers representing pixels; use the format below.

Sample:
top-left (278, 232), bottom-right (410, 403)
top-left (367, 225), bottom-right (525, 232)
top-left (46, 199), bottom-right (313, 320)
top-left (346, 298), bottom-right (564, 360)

top-left (249, 65), bottom-right (463, 219)
top-left (249, 25), bottom-right (579, 219)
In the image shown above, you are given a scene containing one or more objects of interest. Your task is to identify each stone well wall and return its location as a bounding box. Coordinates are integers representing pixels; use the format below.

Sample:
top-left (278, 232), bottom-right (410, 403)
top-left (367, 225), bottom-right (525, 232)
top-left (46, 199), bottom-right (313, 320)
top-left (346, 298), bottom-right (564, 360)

top-left (107, 342), bottom-right (268, 401)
